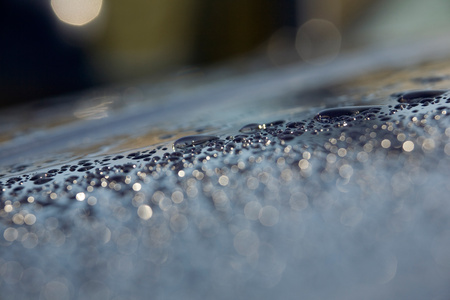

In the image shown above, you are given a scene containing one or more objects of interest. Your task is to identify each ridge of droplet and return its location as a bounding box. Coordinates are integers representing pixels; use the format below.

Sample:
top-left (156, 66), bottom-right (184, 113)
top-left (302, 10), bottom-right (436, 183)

top-left (314, 106), bottom-right (382, 123)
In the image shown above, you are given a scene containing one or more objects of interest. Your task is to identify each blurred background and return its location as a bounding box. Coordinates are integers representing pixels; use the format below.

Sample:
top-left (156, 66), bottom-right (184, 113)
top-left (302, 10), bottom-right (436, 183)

top-left (1, 0), bottom-right (450, 105)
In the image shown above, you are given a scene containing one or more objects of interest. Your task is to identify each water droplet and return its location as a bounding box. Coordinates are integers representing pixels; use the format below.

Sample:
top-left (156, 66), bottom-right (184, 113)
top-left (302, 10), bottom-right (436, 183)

top-left (314, 106), bottom-right (381, 123)
top-left (239, 123), bottom-right (266, 133)
top-left (172, 135), bottom-right (219, 150)
top-left (34, 178), bottom-right (53, 185)
top-left (266, 120), bottom-right (285, 127)
top-left (392, 90), bottom-right (447, 103)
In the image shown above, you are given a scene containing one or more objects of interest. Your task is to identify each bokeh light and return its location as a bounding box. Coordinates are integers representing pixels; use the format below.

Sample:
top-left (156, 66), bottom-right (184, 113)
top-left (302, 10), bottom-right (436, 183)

top-left (296, 19), bottom-right (341, 65)
top-left (51, 0), bottom-right (103, 26)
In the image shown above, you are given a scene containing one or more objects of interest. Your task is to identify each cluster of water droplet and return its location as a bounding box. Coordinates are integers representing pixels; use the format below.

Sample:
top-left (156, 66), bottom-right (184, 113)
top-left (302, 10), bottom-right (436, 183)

top-left (0, 89), bottom-right (449, 299)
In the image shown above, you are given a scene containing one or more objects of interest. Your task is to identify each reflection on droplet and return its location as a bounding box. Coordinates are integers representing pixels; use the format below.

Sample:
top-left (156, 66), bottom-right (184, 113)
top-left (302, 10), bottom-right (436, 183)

top-left (296, 19), bottom-right (341, 65)
top-left (239, 123), bottom-right (266, 133)
top-left (173, 135), bottom-right (219, 150)
top-left (51, 0), bottom-right (103, 26)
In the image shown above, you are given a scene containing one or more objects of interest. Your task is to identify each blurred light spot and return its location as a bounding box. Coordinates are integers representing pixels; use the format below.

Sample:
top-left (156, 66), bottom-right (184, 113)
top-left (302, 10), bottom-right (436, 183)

top-left (296, 19), bottom-right (341, 65)
top-left (381, 139), bottom-right (391, 149)
top-left (20, 267), bottom-right (45, 293)
top-left (21, 233), bottom-right (38, 249)
top-left (339, 164), bottom-right (353, 179)
top-left (445, 142), bottom-right (450, 156)
top-left (51, 0), bottom-right (103, 26)
top-left (422, 138), bottom-right (435, 152)
top-left (24, 214), bottom-right (36, 225)
top-left (4, 204), bottom-right (13, 213)
top-left (378, 254), bottom-right (398, 284)
top-left (2, 261), bottom-right (23, 284)
top-left (3, 228), bottom-right (18, 242)
top-left (289, 191), bottom-right (308, 211)
top-left (76, 192), bottom-right (86, 201)
top-left (132, 183), bottom-right (141, 192)
top-left (259, 206), bottom-right (280, 227)
top-left (337, 148), bottom-right (347, 157)
top-left (357, 151), bottom-right (368, 162)
top-left (402, 141), bottom-right (414, 152)
top-left (137, 205), bottom-right (152, 220)
top-left (218, 175), bottom-right (229, 186)
top-left (246, 177), bottom-right (259, 190)
top-left (298, 159), bottom-right (310, 170)
top-left (159, 197), bottom-right (172, 211)
top-left (12, 214), bottom-right (24, 225)
top-left (171, 191), bottom-right (184, 204)
top-left (397, 133), bottom-right (406, 142)
top-left (87, 196), bottom-right (97, 206)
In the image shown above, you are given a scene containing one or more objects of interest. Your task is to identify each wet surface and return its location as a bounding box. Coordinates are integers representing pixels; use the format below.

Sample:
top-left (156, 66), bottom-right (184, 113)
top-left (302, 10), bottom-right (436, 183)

top-left (1, 48), bottom-right (450, 299)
